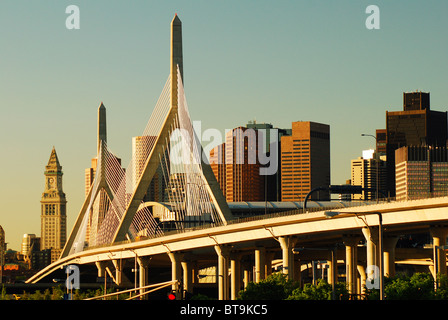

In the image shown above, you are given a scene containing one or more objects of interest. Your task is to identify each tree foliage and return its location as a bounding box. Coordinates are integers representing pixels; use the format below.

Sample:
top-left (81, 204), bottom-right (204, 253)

top-left (382, 272), bottom-right (435, 300)
top-left (238, 272), bottom-right (299, 300)
top-left (287, 279), bottom-right (348, 300)
top-left (238, 273), bottom-right (346, 300)
top-left (239, 271), bottom-right (448, 300)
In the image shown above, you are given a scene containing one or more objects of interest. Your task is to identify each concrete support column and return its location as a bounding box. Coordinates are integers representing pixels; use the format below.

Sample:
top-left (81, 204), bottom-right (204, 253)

top-left (254, 247), bottom-right (266, 283)
top-left (95, 261), bottom-right (106, 278)
top-left (192, 261), bottom-right (198, 287)
top-left (295, 258), bottom-right (302, 286)
top-left (243, 269), bottom-right (251, 288)
top-left (357, 265), bottom-right (366, 294)
top-left (383, 236), bottom-right (398, 277)
top-left (242, 259), bottom-right (252, 289)
top-left (168, 252), bottom-right (183, 297)
top-left (181, 260), bottom-right (193, 296)
top-left (326, 248), bottom-right (338, 287)
top-left (215, 245), bottom-right (232, 300)
top-left (137, 256), bottom-right (151, 300)
top-left (343, 235), bottom-right (360, 295)
top-left (431, 226), bottom-right (448, 276)
top-left (230, 253), bottom-right (242, 300)
top-left (279, 236), bottom-right (297, 280)
top-left (326, 260), bottom-right (334, 284)
top-left (111, 259), bottom-right (123, 285)
top-left (266, 252), bottom-right (275, 277)
top-left (362, 227), bottom-right (379, 280)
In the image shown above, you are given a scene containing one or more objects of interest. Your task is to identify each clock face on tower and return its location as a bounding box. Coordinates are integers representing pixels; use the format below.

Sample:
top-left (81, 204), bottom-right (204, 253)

top-left (47, 177), bottom-right (54, 189)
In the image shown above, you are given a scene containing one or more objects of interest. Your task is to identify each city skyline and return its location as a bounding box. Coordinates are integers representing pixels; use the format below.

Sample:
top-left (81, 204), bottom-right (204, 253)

top-left (1, 1), bottom-right (448, 250)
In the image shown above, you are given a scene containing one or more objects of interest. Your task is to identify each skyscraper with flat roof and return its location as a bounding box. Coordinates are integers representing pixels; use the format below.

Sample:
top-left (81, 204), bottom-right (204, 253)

top-left (281, 121), bottom-right (330, 202)
top-left (386, 91), bottom-right (448, 196)
top-left (395, 146), bottom-right (448, 200)
top-left (246, 121), bottom-right (291, 201)
top-left (376, 129), bottom-right (387, 156)
top-left (225, 127), bottom-right (264, 202)
top-left (403, 91), bottom-right (430, 111)
top-left (210, 122), bottom-right (290, 202)
top-left (350, 151), bottom-right (386, 200)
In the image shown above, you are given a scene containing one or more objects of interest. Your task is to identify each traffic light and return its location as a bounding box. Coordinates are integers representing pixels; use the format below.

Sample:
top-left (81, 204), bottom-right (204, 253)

top-left (168, 289), bottom-right (182, 300)
top-left (167, 291), bottom-right (176, 300)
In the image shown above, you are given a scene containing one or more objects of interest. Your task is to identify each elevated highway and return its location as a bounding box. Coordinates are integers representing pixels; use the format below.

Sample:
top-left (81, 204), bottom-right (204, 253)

top-left (27, 196), bottom-right (448, 299)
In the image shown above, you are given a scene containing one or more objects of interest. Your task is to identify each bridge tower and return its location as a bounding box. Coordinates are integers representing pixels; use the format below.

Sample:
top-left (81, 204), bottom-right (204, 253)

top-left (61, 14), bottom-right (232, 258)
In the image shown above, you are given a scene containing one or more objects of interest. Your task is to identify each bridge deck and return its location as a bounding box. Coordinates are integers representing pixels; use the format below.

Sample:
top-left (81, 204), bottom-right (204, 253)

top-left (27, 197), bottom-right (448, 284)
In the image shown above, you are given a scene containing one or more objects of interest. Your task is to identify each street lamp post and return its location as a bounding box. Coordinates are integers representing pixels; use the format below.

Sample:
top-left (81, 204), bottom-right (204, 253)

top-left (324, 211), bottom-right (384, 300)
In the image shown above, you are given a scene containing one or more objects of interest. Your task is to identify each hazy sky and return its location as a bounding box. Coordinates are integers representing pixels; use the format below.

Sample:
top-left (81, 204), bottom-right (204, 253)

top-left (1, 1), bottom-right (447, 250)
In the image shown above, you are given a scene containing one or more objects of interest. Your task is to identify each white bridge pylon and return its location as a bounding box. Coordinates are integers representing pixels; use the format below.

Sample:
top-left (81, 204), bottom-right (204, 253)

top-left (62, 68), bottom-right (232, 258)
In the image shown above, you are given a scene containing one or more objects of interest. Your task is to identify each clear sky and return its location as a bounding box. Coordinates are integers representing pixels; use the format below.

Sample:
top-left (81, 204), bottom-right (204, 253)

top-left (1, 0), bottom-right (447, 251)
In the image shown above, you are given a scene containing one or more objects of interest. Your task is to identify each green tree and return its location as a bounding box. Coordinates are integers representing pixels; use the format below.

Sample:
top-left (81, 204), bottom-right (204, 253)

top-left (190, 293), bottom-right (214, 300)
top-left (287, 279), bottom-right (348, 300)
top-left (435, 273), bottom-right (448, 300)
top-left (30, 290), bottom-right (44, 300)
top-left (365, 272), bottom-right (436, 300)
top-left (0, 285), bottom-right (11, 300)
top-left (21, 291), bottom-right (30, 300)
top-left (51, 286), bottom-right (64, 300)
top-left (1, 285), bottom-right (9, 300)
top-left (43, 288), bottom-right (52, 300)
top-left (238, 272), bottom-right (299, 300)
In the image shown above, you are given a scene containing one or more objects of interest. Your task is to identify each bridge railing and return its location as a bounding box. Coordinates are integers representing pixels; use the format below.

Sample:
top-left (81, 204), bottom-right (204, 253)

top-left (84, 280), bottom-right (177, 300)
top-left (394, 191), bottom-right (448, 202)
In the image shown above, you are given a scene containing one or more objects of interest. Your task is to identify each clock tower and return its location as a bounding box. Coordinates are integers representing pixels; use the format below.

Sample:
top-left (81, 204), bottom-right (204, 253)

top-left (41, 147), bottom-right (67, 263)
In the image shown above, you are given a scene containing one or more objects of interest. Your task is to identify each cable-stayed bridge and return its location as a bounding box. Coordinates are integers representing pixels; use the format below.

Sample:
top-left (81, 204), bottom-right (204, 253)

top-left (64, 67), bottom-right (231, 257)
top-left (26, 15), bottom-right (448, 300)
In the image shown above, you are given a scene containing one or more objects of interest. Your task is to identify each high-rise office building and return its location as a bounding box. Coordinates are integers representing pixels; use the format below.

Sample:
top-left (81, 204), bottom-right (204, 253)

top-left (281, 121), bottom-right (330, 202)
top-left (376, 129), bottom-right (387, 156)
top-left (132, 135), bottom-right (165, 202)
top-left (40, 147), bottom-right (67, 263)
top-left (210, 142), bottom-right (226, 199)
top-left (210, 122), bottom-right (290, 202)
top-left (21, 234), bottom-right (37, 256)
top-left (246, 121), bottom-right (291, 201)
top-left (385, 91), bottom-right (448, 196)
top-left (85, 158), bottom-right (97, 196)
top-left (350, 150), bottom-right (387, 200)
top-left (21, 234), bottom-right (42, 269)
top-left (403, 91), bottom-right (430, 111)
top-left (225, 127), bottom-right (264, 201)
top-left (395, 146), bottom-right (448, 201)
